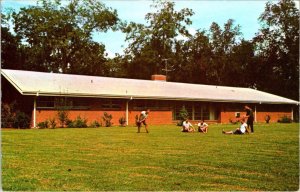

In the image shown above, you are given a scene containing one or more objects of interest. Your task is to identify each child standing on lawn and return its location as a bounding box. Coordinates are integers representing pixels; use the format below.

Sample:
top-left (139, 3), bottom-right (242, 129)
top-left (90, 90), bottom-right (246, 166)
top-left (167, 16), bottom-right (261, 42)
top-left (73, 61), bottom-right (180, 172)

top-left (137, 109), bottom-right (150, 133)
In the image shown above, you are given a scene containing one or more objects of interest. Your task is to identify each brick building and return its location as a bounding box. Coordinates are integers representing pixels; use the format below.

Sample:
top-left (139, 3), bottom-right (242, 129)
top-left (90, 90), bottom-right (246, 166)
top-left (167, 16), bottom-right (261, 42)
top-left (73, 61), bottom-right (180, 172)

top-left (1, 69), bottom-right (298, 127)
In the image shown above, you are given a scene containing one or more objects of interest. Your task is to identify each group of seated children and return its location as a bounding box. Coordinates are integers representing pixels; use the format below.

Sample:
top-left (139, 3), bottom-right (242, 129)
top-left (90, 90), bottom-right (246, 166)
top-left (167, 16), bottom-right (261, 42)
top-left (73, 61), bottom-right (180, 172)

top-left (182, 119), bottom-right (209, 133)
top-left (182, 118), bottom-right (248, 135)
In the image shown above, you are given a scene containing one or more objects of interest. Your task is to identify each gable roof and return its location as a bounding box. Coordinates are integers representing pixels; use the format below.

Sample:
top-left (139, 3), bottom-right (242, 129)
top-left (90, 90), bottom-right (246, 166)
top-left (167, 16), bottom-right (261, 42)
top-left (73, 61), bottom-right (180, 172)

top-left (1, 69), bottom-right (298, 105)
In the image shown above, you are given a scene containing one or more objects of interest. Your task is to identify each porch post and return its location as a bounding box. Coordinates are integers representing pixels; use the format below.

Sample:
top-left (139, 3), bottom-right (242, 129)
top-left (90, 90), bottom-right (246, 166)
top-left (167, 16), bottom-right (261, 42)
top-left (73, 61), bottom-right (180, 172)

top-left (33, 97), bottom-right (37, 128)
top-left (126, 100), bottom-right (129, 125)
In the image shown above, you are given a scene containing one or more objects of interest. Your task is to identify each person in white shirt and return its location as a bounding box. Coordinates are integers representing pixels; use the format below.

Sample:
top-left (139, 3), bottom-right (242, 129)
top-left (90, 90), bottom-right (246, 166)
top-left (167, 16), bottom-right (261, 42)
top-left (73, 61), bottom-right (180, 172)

top-left (137, 109), bottom-right (150, 133)
top-left (182, 119), bottom-right (195, 132)
top-left (197, 120), bottom-right (209, 133)
top-left (222, 119), bottom-right (247, 135)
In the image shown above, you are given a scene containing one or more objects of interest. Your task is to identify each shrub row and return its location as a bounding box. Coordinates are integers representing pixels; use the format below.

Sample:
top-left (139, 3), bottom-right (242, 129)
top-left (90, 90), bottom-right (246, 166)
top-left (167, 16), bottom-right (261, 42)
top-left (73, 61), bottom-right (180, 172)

top-left (37, 112), bottom-right (127, 129)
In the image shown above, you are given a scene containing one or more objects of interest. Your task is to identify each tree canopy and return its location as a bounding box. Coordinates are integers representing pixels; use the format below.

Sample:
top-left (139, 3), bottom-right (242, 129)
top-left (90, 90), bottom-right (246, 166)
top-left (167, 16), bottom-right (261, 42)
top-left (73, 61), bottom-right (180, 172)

top-left (254, 0), bottom-right (299, 100)
top-left (1, 0), bottom-right (299, 100)
top-left (7, 0), bottom-right (120, 75)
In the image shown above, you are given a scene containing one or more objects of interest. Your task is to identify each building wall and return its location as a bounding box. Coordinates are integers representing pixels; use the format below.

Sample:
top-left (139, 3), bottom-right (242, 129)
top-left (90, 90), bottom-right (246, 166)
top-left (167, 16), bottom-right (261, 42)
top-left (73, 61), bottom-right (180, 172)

top-left (34, 110), bottom-right (126, 126)
top-left (255, 112), bottom-right (292, 123)
top-left (219, 103), bottom-right (293, 123)
top-left (220, 111), bottom-right (292, 123)
top-left (128, 110), bottom-right (173, 125)
top-left (33, 109), bottom-right (174, 127)
top-left (34, 107), bottom-right (293, 126)
top-left (32, 97), bottom-right (294, 127)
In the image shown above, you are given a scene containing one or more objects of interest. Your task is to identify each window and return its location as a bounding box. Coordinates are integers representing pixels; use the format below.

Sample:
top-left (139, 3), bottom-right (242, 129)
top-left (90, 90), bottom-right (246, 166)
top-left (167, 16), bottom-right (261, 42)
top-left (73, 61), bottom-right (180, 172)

top-left (37, 97), bottom-right (55, 109)
top-left (202, 105), bottom-right (210, 120)
top-left (194, 103), bottom-right (209, 120)
top-left (101, 99), bottom-right (121, 110)
top-left (132, 100), bottom-right (171, 111)
top-left (223, 103), bottom-right (244, 112)
top-left (194, 103), bottom-right (202, 120)
top-left (173, 102), bottom-right (193, 120)
top-left (37, 97), bottom-right (90, 109)
top-left (132, 100), bottom-right (146, 110)
top-left (71, 99), bottom-right (90, 109)
top-left (173, 102), bottom-right (219, 121)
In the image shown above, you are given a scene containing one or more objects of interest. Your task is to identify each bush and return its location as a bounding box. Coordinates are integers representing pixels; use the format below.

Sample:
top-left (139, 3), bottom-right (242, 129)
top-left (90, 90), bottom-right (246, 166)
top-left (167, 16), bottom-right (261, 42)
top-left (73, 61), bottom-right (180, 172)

top-left (74, 116), bottom-right (88, 128)
top-left (1, 101), bottom-right (17, 128)
top-left (67, 116), bottom-right (88, 128)
top-left (177, 106), bottom-right (189, 126)
top-left (119, 116), bottom-right (126, 127)
top-left (13, 112), bottom-right (31, 129)
top-left (89, 120), bottom-right (101, 128)
top-left (66, 120), bottom-right (74, 128)
top-left (1, 101), bottom-right (30, 128)
top-left (49, 118), bottom-right (57, 129)
top-left (37, 118), bottom-right (56, 129)
top-left (278, 115), bottom-right (292, 123)
top-left (102, 112), bottom-right (113, 127)
top-left (57, 110), bottom-right (69, 128)
top-left (37, 120), bottom-right (49, 129)
top-left (55, 97), bottom-right (71, 128)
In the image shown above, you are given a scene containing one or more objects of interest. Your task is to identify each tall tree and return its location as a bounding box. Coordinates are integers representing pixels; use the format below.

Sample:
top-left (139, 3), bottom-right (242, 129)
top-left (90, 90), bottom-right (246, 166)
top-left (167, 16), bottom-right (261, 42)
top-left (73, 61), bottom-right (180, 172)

top-left (1, 13), bottom-right (25, 70)
top-left (230, 39), bottom-right (259, 88)
top-left (11, 0), bottom-right (120, 75)
top-left (254, 0), bottom-right (299, 100)
top-left (208, 19), bottom-right (242, 85)
top-left (170, 29), bottom-right (211, 84)
top-left (123, 0), bottom-right (194, 79)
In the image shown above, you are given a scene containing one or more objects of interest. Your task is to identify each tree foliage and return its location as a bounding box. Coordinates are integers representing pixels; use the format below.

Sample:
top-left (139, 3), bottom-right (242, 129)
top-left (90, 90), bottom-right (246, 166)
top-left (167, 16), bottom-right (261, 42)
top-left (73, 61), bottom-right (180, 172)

top-left (11, 0), bottom-right (120, 75)
top-left (1, 13), bottom-right (25, 70)
top-left (1, 0), bottom-right (298, 102)
top-left (123, 1), bottom-right (194, 79)
top-left (207, 19), bottom-right (242, 85)
top-left (254, 0), bottom-right (299, 100)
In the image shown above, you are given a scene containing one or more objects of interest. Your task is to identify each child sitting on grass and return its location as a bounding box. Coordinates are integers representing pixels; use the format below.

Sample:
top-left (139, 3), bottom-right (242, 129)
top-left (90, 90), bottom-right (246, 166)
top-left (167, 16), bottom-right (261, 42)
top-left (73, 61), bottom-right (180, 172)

top-left (182, 119), bottom-right (195, 132)
top-left (222, 118), bottom-right (247, 135)
top-left (197, 120), bottom-right (208, 133)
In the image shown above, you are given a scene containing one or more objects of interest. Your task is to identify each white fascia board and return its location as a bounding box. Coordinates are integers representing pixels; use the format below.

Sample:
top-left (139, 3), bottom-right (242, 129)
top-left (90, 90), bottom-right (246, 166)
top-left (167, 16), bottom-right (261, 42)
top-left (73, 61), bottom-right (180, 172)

top-left (1, 71), bottom-right (24, 95)
top-left (21, 91), bottom-right (299, 105)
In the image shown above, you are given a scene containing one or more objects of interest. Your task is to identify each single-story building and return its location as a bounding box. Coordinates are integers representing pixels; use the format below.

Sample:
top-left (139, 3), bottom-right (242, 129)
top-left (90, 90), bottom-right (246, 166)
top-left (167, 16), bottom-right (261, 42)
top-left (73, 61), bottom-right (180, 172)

top-left (1, 69), bottom-right (298, 127)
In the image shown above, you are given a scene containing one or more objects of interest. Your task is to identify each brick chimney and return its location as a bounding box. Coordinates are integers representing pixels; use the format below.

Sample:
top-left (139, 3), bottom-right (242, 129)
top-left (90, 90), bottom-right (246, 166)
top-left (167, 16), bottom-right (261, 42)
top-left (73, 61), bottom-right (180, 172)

top-left (151, 74), bottom-right (167, 81)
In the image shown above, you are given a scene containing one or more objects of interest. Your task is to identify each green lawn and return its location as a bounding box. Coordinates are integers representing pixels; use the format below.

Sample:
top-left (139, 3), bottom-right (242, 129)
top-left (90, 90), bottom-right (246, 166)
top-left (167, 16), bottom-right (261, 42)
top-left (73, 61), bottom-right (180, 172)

top-left (2, 123), bottom-right (299, 191)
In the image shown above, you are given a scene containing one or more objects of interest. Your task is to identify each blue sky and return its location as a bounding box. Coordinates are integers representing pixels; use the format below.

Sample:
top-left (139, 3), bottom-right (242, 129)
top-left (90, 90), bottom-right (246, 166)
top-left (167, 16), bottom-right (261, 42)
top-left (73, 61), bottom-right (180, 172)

top-left (2, 0), bottom-right (299, 57)
top-left (97, 0), bottom-right (268, 57)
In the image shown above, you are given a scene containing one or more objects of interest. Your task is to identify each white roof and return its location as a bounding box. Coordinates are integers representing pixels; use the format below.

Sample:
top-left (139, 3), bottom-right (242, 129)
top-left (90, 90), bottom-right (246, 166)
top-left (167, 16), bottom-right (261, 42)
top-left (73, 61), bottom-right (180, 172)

top-left (1, 69), bottom-right (298, 104)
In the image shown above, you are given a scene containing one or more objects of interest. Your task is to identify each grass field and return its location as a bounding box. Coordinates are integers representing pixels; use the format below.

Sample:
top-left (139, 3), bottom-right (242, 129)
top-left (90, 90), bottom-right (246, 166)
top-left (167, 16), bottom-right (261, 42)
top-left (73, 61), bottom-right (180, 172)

top-left (2, 123), bottom-right (299, 191)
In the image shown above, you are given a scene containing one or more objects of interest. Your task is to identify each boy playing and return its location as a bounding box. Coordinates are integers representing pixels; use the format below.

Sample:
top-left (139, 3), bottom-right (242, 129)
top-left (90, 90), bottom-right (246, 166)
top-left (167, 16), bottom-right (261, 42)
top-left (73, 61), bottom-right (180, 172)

top-left (137, 109), bottom-right (150, 133)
